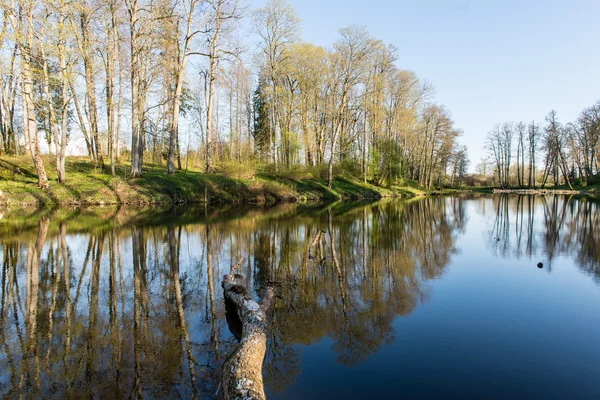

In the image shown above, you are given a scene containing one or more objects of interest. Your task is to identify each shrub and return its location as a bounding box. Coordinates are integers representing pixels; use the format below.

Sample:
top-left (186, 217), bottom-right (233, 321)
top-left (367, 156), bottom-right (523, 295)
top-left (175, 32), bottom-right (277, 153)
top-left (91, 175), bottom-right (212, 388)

top-left (337, 159), bottom-right (362, 180)
top-left (218, 161), bottom-right (257, 180)
top-left (261, 164), bottom-right (316, 180)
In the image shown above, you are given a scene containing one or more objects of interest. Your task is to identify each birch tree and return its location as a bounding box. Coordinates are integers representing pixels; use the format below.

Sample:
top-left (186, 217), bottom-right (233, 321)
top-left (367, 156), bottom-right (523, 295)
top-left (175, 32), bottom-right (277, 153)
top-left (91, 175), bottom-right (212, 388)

top-left (199, 0), bottom-right (244, 173)
top-left (253, 0), bottom-right (300, 172)
top-left (165, 0), bottom-right (203, 174)
top-left (2, 0), bottom-right (49, 187)
top-left (327, 25), bottom-right (371, 188)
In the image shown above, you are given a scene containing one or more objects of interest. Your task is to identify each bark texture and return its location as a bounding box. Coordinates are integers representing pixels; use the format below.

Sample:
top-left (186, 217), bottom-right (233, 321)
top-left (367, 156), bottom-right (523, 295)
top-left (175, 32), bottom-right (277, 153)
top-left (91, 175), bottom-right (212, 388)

top-left (222, 273), bottom-right (274, 400)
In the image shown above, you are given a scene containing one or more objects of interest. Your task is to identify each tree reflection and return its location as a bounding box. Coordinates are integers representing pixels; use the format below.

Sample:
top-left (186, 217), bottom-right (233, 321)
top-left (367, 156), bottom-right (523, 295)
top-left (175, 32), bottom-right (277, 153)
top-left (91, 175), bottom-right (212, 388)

top-left (487, 195), bottom-right (600, 279)
top-left (7, 196), bottom-right (598, 397)
top-left (260, 198), bottom-right (464, 375)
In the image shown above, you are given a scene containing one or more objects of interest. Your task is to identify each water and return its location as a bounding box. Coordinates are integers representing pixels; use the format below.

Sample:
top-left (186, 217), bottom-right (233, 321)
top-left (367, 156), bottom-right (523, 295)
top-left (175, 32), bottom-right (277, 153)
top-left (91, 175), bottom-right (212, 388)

top-left (1, 195), bottom-right (599, 399)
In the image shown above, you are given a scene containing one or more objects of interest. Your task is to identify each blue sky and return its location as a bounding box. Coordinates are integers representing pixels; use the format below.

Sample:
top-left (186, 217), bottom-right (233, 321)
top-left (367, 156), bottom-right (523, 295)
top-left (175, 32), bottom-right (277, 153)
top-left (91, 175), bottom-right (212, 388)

top-left (250, 0), bottom-right (600, 169)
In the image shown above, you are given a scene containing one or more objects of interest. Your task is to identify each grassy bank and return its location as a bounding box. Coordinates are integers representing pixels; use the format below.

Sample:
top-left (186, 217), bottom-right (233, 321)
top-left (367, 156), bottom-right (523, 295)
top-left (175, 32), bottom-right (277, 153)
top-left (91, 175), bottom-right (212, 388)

top-left (489, 176), bottom-right (600, 196)
top-left (0, 156), bottom-right (415, 207)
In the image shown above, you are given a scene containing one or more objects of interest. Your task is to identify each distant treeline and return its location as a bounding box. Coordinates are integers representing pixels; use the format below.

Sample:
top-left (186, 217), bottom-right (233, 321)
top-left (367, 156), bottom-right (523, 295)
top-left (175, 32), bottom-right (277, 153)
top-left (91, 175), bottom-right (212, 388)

top-left (481, 101), bottom-right (600, 188)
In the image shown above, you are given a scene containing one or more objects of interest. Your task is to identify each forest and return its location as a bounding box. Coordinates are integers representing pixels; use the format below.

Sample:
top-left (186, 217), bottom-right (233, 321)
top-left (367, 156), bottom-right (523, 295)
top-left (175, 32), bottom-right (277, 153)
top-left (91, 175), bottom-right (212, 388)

top-left (0, 0), bottom-right (469, 192)
top-left (482, 101), bottom-right (600, 189)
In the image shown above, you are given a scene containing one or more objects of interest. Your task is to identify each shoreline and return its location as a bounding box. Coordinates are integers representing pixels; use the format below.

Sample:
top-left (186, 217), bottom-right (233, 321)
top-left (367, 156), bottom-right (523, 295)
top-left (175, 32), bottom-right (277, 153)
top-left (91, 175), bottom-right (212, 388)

top-left (492, 188), bottom-right (597, 196)
top-left (0, 193), bottom-right (391, 209)
top-left (0, 169), bottom-right (408, 209)
top-left (3, 183), bottom-right (597, 210)
top-left (3, 158), bottom-right (597, 210)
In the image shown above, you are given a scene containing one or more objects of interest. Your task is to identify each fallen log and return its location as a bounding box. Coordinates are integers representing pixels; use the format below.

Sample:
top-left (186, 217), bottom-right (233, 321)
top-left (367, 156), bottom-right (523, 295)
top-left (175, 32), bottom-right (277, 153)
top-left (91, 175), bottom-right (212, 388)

top-left (222, 268), bottom-right (274, 400)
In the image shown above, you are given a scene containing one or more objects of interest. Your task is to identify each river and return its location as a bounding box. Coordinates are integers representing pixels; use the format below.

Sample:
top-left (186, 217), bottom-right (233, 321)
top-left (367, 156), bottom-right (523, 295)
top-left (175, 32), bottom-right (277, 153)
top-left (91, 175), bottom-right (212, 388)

top-left (1, 195), bottom-right (599, 399)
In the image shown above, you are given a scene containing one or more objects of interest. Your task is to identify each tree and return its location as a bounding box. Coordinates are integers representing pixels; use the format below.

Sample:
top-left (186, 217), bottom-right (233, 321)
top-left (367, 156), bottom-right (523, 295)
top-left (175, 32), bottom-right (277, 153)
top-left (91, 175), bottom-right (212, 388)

top-left (327, 25), bottom-right (372, 188)
top-left (571, 101), bottom-right (600, 182)
top-left (199, 0), bottom-right (244, 173)
top-left (515, 122), bottom-right (526, 188)
top-left (103, 0), bottom-right (120, 176)
top-left (542, 110), bottom-right (573, 189)
top-left (70, 0), bottom-right (103, 167)
top-left (253, 0), bottom-right (300, 172)
top-left (485, 122), bottom-right (515, 188)
top-left (125, 0), bottom-right (153, 177)
top-left (165, 0), bottom-right (203, 175)
top-left (284, 43), bottom-right (327, 167)
top-left (2, 0), bottom-right (49, 187)
top-left (35, 0), bottom-right (71, 183)
top-left (449, 145), bottom-right (469, 187)
top-left (252, 73), bottom-right (271, 160)
top-left (0, 9), bottom-right (20, 155)
top-left (418, 105), bottom-right (459, 189)
top-left (0, 0), bottom-right (469, 189)
top-left (527, 121), bottom-right (540, 188)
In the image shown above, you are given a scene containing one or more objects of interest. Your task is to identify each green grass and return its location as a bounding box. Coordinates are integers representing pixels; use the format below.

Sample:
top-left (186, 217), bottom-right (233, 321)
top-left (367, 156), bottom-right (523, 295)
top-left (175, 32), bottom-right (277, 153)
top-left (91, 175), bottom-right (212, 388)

top-left (556, 175), bottom-right (600, 192)
top-left (0, 156), bottom-right (422, 207)
top-left (488, 175), bottom-right (600, 193)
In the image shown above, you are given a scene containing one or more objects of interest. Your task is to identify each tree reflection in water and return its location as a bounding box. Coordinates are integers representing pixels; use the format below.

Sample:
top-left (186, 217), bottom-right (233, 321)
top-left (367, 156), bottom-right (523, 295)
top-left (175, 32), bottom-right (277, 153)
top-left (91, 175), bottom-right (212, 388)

top-left (1, 195), bottom-right (597, 397)
top-left (486, 194), bottom-right (600, 279)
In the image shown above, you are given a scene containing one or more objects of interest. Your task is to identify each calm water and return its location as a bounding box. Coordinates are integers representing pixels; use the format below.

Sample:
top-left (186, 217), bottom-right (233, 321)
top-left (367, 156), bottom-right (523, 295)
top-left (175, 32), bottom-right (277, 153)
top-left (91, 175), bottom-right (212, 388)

top-left (1, 195), bottom-right (599, 399)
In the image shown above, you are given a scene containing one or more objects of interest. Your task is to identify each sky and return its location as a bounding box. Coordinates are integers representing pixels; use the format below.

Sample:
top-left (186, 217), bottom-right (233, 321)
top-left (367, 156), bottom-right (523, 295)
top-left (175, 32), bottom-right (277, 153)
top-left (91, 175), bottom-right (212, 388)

top-left (249, 0), bottom-right (600, 170)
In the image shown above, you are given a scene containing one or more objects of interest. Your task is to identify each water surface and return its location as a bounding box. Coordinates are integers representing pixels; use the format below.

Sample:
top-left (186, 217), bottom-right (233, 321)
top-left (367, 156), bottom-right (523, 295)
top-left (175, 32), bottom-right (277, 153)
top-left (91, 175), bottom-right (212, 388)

top-left (1, 195), bottom-right (599, 399)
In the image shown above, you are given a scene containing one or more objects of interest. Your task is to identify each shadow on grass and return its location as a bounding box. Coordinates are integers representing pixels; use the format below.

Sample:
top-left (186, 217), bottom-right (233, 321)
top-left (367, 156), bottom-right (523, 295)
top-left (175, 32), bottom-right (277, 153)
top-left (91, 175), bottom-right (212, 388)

top-left (3, 156), bottom-right (389, 206)
top-left (87, 175), bottom-right (122, 203)
top-left (254, 174), bottom-right (383, 200)
top-left (331, 177), bottom-right (382, 199)
top-left (0, 158), bottom-right (38, 179)
top-left (129, 170), bottom-right (258, 204)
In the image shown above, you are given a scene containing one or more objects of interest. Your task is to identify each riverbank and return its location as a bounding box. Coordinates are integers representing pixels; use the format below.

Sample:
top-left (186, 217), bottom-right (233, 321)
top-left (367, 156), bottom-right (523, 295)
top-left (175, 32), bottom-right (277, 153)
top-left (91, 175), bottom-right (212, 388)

top-left (492, 181), bottom-right (600, 196)
top-left (492, 188), bottom-right (598, 195)
top-left (0, 156), bottom-right (422, 207)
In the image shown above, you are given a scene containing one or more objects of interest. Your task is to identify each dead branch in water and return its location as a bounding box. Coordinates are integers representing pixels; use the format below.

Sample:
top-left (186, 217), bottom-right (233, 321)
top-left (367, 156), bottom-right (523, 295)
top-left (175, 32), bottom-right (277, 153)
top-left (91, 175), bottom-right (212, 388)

top-left (229, 257), bottom-right (244, 275)
top-left (308, 230), bottom-right (325, 261)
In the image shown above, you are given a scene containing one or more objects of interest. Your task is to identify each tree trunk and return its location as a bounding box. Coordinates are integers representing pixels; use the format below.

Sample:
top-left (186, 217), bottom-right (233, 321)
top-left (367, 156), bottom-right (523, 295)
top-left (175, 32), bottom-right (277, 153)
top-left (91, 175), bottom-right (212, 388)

top-left (21, 15), bottom-right (48, 188)
top-left (38, 32), bottom-right (61, 183)
top-left (204, 4), bottom-right (224, 174)
top-left (69, 80), bottom-right (95, 160)
top-left (222, 272), bottom-right (274, 400)
top-left (128, 0), bottom-right (142, 177)
top-left (81, 12), bottom-right (103, 167)
top-left (168, 71), bottom-right (183, 174)
top-left (58, 25), bottom-right (68, 183)
top-left (168, 23), bottom-right (191, 175)
top-left (328, 97), bottom-right (346, 189)
top-left (327, 119), bottom-right (342, 188)
top-left (116, 52), bottom-right (124, 163)
top-left (106, 1), bottom-right (118, 176)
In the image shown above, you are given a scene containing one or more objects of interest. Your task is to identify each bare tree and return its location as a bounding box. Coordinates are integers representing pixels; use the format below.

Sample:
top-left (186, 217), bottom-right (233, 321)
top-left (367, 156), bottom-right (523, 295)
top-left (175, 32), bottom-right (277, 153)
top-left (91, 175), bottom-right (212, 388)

top-left (485, 123), bottom-right (513, 188)
top-left (253, 0), bottom-right (300, 172)
top-left (515, 122), bottom-right (526, 188)
top-left (196, 0), bottom-right (244, 173)
top-left (327, 25), bottom-right (371, 188)
top-left (70, 0), bottom-right (103, 167)
top-left (2, 0), bottom-right (49, 187)
top-left (166, 0), bottom-right (204, 174)
top-left (527, 121), bottom-right (540, 188)
top-left (543, 110), bottom-right (573, 189)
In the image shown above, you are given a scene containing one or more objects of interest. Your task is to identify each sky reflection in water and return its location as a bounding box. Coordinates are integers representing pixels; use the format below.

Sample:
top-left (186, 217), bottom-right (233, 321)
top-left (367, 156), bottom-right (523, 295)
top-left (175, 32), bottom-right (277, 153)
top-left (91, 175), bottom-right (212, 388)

top-left (1, 195), bottom-right (599, 399)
